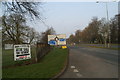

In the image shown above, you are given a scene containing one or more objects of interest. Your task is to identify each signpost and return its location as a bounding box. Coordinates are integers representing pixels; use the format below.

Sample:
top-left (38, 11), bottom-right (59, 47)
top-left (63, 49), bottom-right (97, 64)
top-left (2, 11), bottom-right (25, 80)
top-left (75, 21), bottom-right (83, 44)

top-left (14, 44), bottom-right (31, 61)
top-left (48, 34), bottom-right (66, 46)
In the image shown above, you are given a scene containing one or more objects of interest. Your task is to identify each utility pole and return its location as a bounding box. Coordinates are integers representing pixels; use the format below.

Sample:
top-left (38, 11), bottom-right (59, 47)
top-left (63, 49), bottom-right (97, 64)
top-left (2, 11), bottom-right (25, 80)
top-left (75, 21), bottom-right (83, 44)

top-left (96, 1), bottom-right (111, 48)
top-left (105, 2), bottom-right (111, 48)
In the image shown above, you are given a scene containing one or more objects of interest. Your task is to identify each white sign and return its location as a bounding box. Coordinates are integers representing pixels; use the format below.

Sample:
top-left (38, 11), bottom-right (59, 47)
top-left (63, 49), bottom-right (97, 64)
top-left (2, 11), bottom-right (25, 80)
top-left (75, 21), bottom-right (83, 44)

top-left (48, 34), bottom-right (66, 45)
top-left (5, 44), bottom-right (13, 50)
top-left (14, 44), bottom-right (31, 61)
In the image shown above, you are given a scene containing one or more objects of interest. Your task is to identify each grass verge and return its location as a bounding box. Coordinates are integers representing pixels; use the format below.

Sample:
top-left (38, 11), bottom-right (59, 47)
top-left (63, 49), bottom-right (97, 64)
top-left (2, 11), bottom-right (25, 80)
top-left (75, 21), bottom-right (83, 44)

top-left (87, 46), bottom-right (120, 50)
top-left (2, 47), bottom-right (36, 67)
top-left (3, 47), bottom-right (68, 78)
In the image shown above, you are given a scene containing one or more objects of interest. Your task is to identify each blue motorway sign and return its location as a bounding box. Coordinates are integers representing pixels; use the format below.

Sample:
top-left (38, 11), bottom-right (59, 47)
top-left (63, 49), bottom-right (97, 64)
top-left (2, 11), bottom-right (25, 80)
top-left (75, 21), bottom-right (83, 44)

top-left (48, 40), bottom-right (56, 45)
top-left (59, 38), bottom-right (66, 41)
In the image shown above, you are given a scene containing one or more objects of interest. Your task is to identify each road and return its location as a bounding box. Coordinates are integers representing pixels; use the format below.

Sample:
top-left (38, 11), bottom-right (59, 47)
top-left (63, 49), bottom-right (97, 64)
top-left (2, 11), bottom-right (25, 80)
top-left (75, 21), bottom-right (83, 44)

top-left (60, 46), bottom-right (118, 78)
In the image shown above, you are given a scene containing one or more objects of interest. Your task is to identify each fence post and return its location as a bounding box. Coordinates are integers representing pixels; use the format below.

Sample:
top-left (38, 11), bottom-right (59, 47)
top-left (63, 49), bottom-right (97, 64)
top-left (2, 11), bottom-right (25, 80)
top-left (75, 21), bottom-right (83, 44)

top-left (35, 44), bottom-right (38, 62)
top-left (36, 43), bottom-right (51, 62)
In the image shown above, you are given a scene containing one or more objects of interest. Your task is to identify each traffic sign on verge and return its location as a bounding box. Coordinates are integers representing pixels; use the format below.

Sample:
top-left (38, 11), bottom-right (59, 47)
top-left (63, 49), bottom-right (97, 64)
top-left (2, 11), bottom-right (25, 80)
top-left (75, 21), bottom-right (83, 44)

top-left (48, 34), bottom-right (66, 45)
top-left (14, 44), bottom-right (31, 61)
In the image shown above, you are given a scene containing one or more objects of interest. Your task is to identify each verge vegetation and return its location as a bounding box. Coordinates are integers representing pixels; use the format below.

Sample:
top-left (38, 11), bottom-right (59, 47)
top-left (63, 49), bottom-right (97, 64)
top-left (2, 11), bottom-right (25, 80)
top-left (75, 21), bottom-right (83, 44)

top-left (3, 47), bottom-right (68, 78)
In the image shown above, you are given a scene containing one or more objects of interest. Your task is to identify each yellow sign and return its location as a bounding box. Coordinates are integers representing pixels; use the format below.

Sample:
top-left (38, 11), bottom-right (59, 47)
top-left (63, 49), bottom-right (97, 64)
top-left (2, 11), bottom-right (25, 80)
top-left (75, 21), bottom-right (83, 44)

top-left (62, 46), bottom-right (67, 49)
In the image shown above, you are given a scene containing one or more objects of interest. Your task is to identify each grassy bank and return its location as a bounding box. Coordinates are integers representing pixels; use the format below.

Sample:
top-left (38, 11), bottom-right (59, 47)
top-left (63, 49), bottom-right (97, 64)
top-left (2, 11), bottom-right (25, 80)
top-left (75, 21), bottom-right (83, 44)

top-left (3, 47), bottom-right (68, 78)
top-left (2, 47), bottom-right (36, 67)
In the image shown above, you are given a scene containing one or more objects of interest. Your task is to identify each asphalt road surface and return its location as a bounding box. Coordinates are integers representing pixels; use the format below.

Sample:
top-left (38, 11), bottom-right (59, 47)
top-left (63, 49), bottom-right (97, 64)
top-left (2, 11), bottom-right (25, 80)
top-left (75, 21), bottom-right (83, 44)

top-left (60, 46), bottom-right (118, 78)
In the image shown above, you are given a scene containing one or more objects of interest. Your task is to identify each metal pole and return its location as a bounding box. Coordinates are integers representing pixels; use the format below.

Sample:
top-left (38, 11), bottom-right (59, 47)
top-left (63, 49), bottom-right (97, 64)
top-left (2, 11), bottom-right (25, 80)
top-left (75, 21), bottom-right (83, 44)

top-left (105, 2), bottom-right (111, 48)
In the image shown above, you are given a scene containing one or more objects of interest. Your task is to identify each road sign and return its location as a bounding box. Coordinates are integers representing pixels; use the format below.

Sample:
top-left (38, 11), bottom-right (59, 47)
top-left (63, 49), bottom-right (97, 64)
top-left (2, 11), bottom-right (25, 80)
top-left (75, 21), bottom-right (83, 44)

top-left (14, 44), bottom-right (31, 61)
top-left (5, 44), bottom-right (13, 50)
top-left (48, 34), bottom-right (66, 45)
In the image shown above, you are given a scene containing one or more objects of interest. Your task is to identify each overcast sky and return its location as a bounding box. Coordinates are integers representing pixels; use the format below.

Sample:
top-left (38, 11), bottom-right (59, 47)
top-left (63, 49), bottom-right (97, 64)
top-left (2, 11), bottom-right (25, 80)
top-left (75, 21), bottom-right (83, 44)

top-left (0, 2), bottom-right (118, 38)
top-left (27, 2), bottom-right (118, 38)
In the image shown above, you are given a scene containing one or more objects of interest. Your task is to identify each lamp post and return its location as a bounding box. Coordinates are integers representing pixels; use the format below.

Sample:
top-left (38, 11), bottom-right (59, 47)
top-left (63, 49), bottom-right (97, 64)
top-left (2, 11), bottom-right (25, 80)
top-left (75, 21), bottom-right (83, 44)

top-left (96, 1), bottom-right (111, 48)
top-left (106, 2), bottom-right (111, 48)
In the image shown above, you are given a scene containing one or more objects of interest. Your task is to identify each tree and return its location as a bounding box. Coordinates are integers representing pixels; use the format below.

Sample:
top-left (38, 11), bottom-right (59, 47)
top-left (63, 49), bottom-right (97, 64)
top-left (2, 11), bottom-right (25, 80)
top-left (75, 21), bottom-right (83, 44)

top-left (1, 1), bottom-right (46, 46)
top-left (22, 27), bottom-right (39, 44)
top-left (115, 14), bottom-right (120, 43)
top-left (109, 17), bottom-right (118, 43)
top-left (74, 30), bottom-right (81, 44)
top-left (0, 30), bottom-right (2, 47)
top-left (2, 14), bottom-right (26, 44)
top-left (2, 14), bottom-right (40, 44)
top-left (68, 34), bottom-right (75, 44)
top-left (80, 17), bottom-right (101, 44)
top-left (2, 1), bottom-right (42, 20)
top-left (117, 14), bottom-right (120, 44)
top-left (68, 17), bottom-right (104, 44)
top-left (40, 27), bottom-right (56, 43)
top-left (68, 15), bottom-right (118, 45)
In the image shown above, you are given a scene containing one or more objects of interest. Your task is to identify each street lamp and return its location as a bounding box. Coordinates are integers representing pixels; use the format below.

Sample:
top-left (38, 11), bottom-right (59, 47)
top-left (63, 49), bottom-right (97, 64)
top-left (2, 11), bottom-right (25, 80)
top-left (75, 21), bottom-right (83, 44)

top-left (96, 1), bottom-right (111, 48)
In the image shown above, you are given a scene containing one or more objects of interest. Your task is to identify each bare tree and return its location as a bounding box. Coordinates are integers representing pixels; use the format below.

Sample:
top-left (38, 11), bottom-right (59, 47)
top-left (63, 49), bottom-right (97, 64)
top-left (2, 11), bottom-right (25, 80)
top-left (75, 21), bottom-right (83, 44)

top-left (109, 15), bottom-right (118, 43)
top-left (40, 27), bottom-right (56, 43)
top-left (1, 1), bottom-right (44, 44)
top-left (23, 27), bottom-right (37, 44)
top-left (68, 17), bottom-right (103, 44)
top-left (68, 34), bottom-right (75, 44)
top-left (74, 30), bottom-right (81, 44)
top-left (2, 14), bottom-right (40, 44)
top-left (2, 14), bottom-right (25, 44)
top-left (2, 1), bottom-right (42, 20)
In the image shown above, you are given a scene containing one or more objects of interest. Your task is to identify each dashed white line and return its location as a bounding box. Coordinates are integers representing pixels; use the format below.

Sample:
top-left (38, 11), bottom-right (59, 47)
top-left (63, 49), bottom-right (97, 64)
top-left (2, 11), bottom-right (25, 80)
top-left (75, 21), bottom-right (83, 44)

top-left (70, 65), bottom-right (83, 77)
top-left (73, 69), bottom-right (79, 73)
top-left (76, 73), bottom-right (82, 77)
top-left (71, 66), bottom-right (75, 69)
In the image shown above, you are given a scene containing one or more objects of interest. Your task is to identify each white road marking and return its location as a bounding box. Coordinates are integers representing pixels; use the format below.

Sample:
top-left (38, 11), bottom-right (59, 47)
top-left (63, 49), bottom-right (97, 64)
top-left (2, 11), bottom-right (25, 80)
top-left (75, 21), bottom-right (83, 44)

top-left (76, 73), bottom-right (82, 77)
top-left (73, 69), bottom-right (79, 73)
top-left (71, 66), bottom-right (75, 69)
top-left (70, 66), bottom-right (82, 77)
